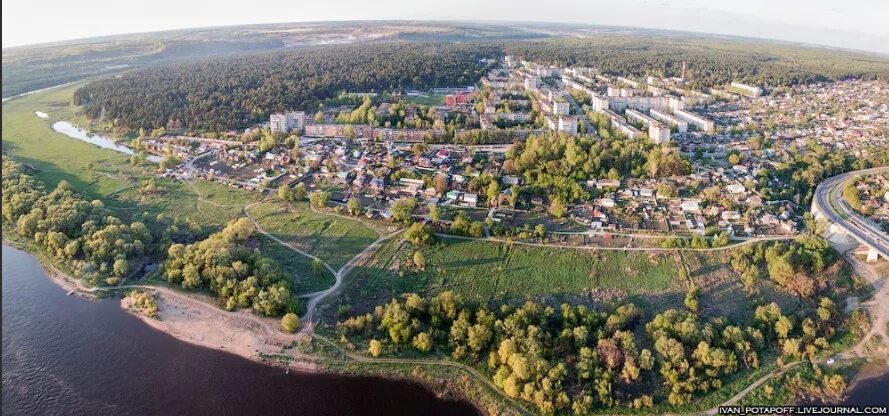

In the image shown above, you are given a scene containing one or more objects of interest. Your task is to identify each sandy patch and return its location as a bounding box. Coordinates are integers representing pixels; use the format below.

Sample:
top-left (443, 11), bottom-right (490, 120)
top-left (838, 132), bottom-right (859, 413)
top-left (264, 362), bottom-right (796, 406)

top-left (121, 288), bottom-right (319, 372)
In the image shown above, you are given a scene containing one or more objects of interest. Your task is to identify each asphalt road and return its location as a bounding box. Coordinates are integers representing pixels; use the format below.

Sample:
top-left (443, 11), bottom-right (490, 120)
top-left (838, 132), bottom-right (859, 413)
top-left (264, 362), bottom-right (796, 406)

top-left (813, 166), bottom-right (889, 259)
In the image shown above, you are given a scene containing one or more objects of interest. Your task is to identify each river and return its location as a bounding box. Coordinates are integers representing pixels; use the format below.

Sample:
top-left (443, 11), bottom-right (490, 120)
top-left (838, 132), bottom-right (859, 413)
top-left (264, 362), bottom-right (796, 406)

top-left (1, 245), bottom-right (480, 415)
top-left (50, 121), bottom-right (163, 163)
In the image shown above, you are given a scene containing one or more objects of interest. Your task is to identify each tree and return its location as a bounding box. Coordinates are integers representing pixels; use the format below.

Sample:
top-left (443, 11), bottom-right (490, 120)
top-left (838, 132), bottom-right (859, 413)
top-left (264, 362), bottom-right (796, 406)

top-left (684, 284), bottom-right (699, 313)
top-left (413, 251), bottom-right (426, 269)
top-left (549, 197), bottom-right (566, 218)
top-left (347, 197), bottom-right (362, 216)
top-left (535, 224), bottom-right (546, 239)
top-left (277, 185), bottom-right (292, 202)
top-left (413, 332), bottom-right (433, 352)
top-left (368, 339), bottom-right (383, 357)
top-left (428, 203), bottom-right (441, 223)
top-left (292, 183), bottom-right (308, 201)
top-left (404, 222), bottom-right (434, 246)
top-left (390, 198), bottom-right (417, 224)
top-left (112, 259), bottom-right (129, 278)
top-left (309, 191), bottom-right (330, 208)
top-left (433, 175), bottom-right (449, 194)
top-left (281, 312), bottom-right (300, 333)
top-left (486, 181), bottom-right (500, 207)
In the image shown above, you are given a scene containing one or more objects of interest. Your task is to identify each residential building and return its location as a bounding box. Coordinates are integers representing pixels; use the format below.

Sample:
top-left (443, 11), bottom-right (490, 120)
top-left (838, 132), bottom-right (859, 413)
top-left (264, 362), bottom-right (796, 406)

top-left (649, 108), bottom-right (688, 133)
top-left (729, 81), bottom-right (763, 97)
top-left (270, 111), bottom-right (306, 133)
top-left (673, 109), bottom-right (715, 133)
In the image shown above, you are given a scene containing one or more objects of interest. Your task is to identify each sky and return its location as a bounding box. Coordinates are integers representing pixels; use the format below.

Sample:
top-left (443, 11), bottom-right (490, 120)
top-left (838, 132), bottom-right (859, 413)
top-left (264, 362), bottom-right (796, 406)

top-left (4, 0), bottom-right (889, 54)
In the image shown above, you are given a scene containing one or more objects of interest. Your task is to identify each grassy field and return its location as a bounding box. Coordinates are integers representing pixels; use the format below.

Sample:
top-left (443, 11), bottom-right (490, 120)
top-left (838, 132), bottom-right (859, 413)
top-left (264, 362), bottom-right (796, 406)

top-left (403, 93), bottom-right (446, 106)
top-left (333, 237), bottom-right (684, 316)
top-left (247, 201), bottom-right (380, 269)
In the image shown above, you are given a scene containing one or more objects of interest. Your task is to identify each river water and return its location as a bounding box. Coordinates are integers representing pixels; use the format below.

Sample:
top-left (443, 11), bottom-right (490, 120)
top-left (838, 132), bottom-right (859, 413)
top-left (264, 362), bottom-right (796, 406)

top-left (1, 245), bottom-right (480, 415)
top-left (50, 121), bottom-right (162, 163)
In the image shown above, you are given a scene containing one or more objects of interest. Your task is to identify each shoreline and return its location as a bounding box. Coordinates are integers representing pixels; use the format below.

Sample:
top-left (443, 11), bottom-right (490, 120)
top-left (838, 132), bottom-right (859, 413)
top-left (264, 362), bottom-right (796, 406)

top-left (2, 239), bottom-right (321, 372)
top-left (3, 241), bottom-right (489, 413)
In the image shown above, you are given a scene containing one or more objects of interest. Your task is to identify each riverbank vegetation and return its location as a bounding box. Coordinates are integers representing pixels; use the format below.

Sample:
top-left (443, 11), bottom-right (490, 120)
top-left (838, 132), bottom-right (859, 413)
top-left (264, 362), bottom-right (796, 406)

top-left (162, 218), bottom-right (298, 316)
top-left (2, 158), bottom-right (157, 286)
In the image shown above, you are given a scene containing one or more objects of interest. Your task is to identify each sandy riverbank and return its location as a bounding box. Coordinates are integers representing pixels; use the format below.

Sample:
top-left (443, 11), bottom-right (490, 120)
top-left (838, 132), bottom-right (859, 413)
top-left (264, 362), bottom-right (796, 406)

top-left (120, 288), bottom-right (320, 372)
top-left (5, 239), bottom-right (322, 373)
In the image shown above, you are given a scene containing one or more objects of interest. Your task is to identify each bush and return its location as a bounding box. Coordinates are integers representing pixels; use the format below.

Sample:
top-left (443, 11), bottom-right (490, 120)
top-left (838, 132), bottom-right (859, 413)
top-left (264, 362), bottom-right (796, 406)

top-left (281, 313), bottom-right (300, 332)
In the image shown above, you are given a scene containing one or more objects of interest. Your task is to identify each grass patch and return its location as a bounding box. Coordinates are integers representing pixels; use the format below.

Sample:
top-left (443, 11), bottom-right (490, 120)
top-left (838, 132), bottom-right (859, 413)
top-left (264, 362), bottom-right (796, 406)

top-left (336, 237), bottom-right (683, 311)
top-left (402, 93), bottom-right (446, 106)
top-left (247, 201), bottom-right (379, 269)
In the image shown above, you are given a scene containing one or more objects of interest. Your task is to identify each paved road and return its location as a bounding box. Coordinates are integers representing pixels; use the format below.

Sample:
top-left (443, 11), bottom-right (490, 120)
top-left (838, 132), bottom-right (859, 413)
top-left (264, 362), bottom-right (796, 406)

top-left (813, 166), bottom-right (889, 259)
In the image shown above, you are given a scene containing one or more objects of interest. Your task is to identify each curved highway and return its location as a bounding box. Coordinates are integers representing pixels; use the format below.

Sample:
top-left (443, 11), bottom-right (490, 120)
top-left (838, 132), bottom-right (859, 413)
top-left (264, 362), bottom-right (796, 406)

top-left (812, 166), bottom-right (889, 260)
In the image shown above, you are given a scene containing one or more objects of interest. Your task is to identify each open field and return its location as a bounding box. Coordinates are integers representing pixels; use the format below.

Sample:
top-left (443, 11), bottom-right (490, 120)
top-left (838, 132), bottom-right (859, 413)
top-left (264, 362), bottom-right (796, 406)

top-left (254, 234), bottom-right (335, 295)
top-left (331, 237), bottom-right (685, 316)
top-left (402, 93), bottom-right (446, 106)
top-left (247, 201), bottom-right (380, 269)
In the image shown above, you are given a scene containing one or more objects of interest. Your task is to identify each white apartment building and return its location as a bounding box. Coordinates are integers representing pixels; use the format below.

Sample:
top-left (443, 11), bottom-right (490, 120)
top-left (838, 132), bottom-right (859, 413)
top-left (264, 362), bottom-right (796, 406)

top-left (546, 116), bottom-right (578, 135)
top-left (649, 108), bottom-right (688, 133)
top-left (553, 100), bottom-right (570, 116)
top-left (270, 114), bottom-right (288, 133)
top-left (673, 109), bottom-right (715, 133)
top-left (600, 109), bottom-right (641, 139)
top-left (270, 111), bottom-right (306, 134)
top-left (524, 76), bottom-right (539, 91)
top-left (626, 109), bottom-right (671, 144)
top-left (591, 95), bottom-right (610, 112)
top-left (729, 81), bottom-right (763, 97)
top-left (648, 122), bottom-right (671, 144)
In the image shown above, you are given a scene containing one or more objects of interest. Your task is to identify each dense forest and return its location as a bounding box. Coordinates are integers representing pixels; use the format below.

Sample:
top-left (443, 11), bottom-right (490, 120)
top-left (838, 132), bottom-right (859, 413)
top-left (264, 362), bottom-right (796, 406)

top-left (74, 42), bottom-right (500, 131)
top-left (504, 37), bottom-right (889, 89)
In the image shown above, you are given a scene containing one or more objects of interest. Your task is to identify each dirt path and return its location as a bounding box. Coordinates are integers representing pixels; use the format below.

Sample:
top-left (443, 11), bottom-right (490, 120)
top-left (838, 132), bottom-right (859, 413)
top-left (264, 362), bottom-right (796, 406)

top-left (301, 229), bottom-right (402, 333)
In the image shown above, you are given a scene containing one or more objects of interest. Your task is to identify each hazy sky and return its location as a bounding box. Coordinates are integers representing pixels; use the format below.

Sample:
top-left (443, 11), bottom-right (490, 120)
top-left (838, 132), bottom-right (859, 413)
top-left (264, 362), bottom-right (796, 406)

top-left (4, 0), bottom-right (889, 53)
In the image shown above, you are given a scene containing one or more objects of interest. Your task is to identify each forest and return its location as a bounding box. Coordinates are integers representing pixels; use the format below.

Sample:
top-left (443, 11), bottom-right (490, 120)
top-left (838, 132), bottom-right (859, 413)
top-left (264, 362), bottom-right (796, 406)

top-left (74, 42), bottom-right (500, 131)
top-left (502, 133), bottom-right (690, 203)
top-left (503, 37), bottom-right (889, 89)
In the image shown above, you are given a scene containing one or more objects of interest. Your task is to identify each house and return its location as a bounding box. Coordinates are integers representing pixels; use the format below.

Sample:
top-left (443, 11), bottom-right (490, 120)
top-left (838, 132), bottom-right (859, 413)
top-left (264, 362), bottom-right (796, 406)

top-left (721, 210), bottom-right (741, 221)
top-left (680, 200), bottom-right (701, 213)
top-left (725, 183), bottom-right (746, 195)
top-left (502, 175), bottom-right (522, 186)
top-left (463, 193), bottom-right (478, 207)
top-left (596, 179), bottom-right (621, 189)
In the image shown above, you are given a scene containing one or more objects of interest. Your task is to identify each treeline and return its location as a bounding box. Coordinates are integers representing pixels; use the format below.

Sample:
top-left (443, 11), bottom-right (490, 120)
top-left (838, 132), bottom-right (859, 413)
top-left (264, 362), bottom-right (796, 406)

top-left (337, 287), bottom-right (847, 413)
top-left (75, 42), bottom-right (500, 131)
top-left (2, 158), bottom-right (154, 285)
top-left (163, 218), bottom-right (296, 316)
top-left (504, 37), bottom-right (889, 88)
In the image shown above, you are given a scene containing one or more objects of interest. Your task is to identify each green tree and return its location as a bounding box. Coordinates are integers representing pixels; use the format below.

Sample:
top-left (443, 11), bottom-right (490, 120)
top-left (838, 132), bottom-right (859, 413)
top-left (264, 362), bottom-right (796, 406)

top-left (347, 197), bottom-right (362, 216)
top-left (281, 312), bottom-right (300, 333)
top-left (368, 339), bottom-right (383, 357)
top-left (413, 251), bottom-right (426, 269)
top-left (309, 191), bottom-right (330, 208)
